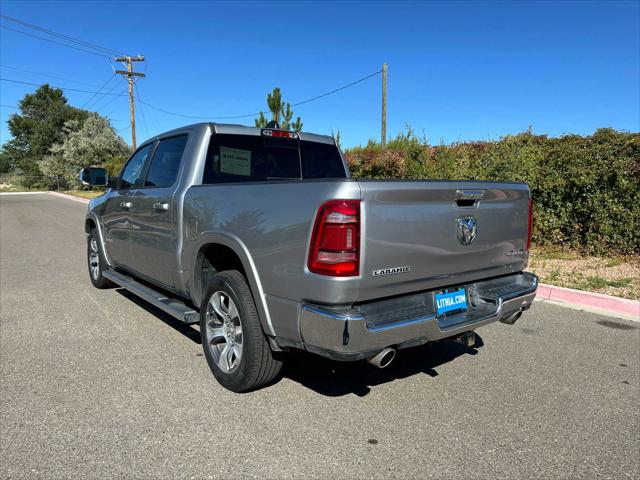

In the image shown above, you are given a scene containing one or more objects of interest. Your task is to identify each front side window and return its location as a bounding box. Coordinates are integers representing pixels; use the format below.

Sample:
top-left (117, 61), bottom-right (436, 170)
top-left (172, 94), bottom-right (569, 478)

top-left (145, 135), bottom-right (188, 188)
top-left (120, 143), bottom-right (153, 189)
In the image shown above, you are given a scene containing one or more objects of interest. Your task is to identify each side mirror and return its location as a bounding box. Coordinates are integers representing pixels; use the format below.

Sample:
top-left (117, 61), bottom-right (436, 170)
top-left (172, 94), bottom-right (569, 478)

top-left (79, 167), bottom-right (109, 186)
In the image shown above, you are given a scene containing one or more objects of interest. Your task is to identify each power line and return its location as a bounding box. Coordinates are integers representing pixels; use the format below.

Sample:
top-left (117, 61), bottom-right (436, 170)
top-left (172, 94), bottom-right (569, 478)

top-left (0, 64), bottom-right (103, 88)
top-left (0, 25), bottom-right (112, 59)
top-left (0, 77), bottom-right (128, 96)
top-left (138, 100), bottom-right (215, 120)
top-left (136, 93), bottom-right (150, 140)
top-left (90, 81), bottom-right (124, 110)
top-left (103, 91), bottom-right (130, 118)
top-left (134, 84), bottom-right (152, 138)
top-left (0, 14), bottom-right (126, 57)
top-left (138, 69), bottom-right (383, 120)
top-left (87, 78), bottom-right (125, 110)
top-left (135, 83), bottom-right (162, 132)
top-left (291, 69), bottom-right (382, 107)
top-left (81, 74), bottom-right (117, 108)
top-left (99, 87), bottom-right (130, 116)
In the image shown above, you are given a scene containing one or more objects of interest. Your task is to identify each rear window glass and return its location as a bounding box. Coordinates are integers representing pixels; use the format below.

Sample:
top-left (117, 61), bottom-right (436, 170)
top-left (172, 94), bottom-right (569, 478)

top-left (204, 134), bottom-right (299, 184)
top-left (203, 134), bottom-right (346, 184)
top-left (300, 141), bottom-right (347, 179)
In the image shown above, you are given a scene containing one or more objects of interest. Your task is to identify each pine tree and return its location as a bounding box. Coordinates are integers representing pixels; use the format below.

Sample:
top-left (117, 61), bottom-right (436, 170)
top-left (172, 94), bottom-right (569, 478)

top-left (332, 128), bottom-right (341, 149)
top-left (254, 87), bottom-right (303, 131)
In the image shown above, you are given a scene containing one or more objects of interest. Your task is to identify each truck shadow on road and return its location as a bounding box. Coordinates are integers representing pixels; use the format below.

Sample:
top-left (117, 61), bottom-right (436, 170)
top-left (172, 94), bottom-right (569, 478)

top-left (116, 289), bottom-right (202, 344)
top-left (280, 338), bottom-right (484, 397)
top-left (116, 289), bottom-right (484, 397)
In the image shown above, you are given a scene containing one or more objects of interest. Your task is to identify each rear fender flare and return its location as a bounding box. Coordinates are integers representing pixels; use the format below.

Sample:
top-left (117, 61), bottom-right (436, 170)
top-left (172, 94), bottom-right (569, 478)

top-left (189, 232), bottom-right (275, 337)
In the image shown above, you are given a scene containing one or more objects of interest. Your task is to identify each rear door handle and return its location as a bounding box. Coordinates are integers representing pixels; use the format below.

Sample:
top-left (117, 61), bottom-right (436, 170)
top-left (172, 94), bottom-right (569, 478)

top-left (153, 202), bottom-right (169, 211)
top-left (119, 201), bottom-right (132, 209)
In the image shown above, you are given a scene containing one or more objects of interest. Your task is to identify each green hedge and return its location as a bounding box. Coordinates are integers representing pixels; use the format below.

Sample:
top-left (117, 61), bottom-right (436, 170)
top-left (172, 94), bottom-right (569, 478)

top-left (345, 128), bottom-right (640, 255)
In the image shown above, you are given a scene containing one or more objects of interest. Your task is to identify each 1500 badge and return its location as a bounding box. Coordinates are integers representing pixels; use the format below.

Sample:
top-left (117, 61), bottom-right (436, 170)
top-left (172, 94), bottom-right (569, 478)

top-left (373, 266), bottom-right (411, 277)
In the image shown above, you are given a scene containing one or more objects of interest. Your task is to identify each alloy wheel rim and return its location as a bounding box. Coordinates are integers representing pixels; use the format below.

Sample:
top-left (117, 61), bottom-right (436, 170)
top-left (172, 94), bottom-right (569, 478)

top-left (89, 238), bottom-right (100, 280)
top-left (205, 291), bottom-right (243, 373)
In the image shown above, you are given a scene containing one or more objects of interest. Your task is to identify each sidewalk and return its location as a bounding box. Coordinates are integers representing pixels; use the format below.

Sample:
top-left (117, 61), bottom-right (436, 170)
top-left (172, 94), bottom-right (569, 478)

top-left (48, 191), bottom-right (90, 204)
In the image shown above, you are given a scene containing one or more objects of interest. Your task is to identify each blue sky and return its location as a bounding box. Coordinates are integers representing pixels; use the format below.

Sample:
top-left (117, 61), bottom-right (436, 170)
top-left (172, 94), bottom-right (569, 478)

top-left (1, 0), bottom-right (639, 148)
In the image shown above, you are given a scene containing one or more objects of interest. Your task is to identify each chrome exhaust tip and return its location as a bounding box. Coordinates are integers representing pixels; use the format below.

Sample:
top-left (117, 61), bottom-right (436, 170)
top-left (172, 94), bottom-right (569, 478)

top-left (500, 311), bottom-right (522, 325)
top-left (367, 348), bottom-right (396, 369)
top-left (454, 331), bottom-right (477, 348)
top-left (464, 331), bottom-right (477, 348)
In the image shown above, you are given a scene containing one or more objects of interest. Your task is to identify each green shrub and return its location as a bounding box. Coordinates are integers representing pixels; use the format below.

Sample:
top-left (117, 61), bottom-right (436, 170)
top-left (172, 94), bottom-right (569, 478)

top-left (102, 155), bottom-right (127, 177)
top-left (344, 128), bottom-right (640, 255)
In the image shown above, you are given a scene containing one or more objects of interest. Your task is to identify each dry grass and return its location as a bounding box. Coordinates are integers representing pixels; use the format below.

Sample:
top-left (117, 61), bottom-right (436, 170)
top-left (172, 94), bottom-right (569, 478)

top-left (63, 190), bottom-right (105, 199)
top-left (0, 182), bottom-right (42, 192)
top-left (527, 246), bottom-right (639, 300)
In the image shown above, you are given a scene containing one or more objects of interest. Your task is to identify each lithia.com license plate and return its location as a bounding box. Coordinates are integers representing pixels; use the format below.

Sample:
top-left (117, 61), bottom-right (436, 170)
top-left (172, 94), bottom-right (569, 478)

top-left (435, 288), bottom-right (468, 316)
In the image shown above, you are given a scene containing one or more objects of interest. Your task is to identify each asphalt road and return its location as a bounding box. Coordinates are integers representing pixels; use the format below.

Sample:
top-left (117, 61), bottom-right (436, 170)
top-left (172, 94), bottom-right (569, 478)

top-left (1, 193), bottom-right (638, 479)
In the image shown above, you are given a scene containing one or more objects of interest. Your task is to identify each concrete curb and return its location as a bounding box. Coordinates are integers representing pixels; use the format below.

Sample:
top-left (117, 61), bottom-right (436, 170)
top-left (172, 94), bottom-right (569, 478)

top-left (48, 191), bottom-right (90, 204)
top-left (0, 191), bottom-right (47, 195)
top-left (537, 283), bottom-right (639, 320)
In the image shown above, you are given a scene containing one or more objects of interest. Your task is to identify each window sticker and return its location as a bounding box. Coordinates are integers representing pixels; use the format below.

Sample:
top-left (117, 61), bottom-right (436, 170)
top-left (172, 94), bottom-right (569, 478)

top-left (219, 146), bottom-right (251, 176)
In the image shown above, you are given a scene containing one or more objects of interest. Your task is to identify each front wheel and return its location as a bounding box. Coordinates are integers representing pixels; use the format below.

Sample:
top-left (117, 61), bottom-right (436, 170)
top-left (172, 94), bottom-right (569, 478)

top-left (200, 270), bottom-right (282, 392)
top-left (87, 229), bottom-right (115, 289)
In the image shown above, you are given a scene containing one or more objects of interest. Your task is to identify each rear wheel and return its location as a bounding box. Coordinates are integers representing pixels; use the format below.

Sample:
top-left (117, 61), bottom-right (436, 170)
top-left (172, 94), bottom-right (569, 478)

top-left (87, 229), bottom-right (115, 289)
top-left (200, 270), bottom-right (282, 392)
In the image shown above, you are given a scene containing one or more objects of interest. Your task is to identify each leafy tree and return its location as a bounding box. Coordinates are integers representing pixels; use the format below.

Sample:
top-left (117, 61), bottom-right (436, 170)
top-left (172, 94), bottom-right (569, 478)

top-left (255, 87), bottom-right (303, 131)
top-left (39, 113), bottom-right (130, 187)
top-left (0, 141), bottom-right (18, 174)
top-left (2, 84), bottom-right (88, 184)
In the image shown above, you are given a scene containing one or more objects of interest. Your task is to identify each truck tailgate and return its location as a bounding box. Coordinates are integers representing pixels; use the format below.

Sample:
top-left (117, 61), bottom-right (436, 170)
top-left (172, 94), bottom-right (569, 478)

top-left (357, 180), bottom-right (531, 302)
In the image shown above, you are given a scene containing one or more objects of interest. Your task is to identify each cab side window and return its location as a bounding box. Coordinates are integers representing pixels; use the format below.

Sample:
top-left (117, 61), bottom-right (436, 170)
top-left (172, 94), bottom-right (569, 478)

top-left (144, 135), bottom-right (188, 188)
top-left (120, 143), bottom-right (154, 189)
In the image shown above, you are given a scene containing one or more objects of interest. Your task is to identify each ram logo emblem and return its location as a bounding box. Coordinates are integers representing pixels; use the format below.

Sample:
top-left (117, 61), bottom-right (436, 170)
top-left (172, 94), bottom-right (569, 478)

top-left (457, 216), bottom-right (477, 245)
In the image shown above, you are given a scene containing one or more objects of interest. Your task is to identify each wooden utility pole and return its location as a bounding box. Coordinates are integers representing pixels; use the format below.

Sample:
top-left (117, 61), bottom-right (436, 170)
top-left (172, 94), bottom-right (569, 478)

top-left (115, 55), bottom-right (145, 149)
top-left (381, 62), bottom-right (387, 148)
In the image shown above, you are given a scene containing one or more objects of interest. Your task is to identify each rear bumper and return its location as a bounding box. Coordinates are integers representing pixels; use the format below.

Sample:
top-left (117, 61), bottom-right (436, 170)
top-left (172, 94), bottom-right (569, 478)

top-left (299, 272), bottom-right (538, 361)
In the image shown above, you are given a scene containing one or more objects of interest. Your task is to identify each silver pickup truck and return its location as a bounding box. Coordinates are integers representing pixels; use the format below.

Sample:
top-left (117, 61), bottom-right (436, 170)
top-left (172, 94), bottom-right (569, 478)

top-left (81, 123), bottom-right (538, 392)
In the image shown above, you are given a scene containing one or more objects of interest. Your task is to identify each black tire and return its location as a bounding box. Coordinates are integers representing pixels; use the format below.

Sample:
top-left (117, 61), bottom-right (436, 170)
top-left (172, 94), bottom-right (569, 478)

top-left (200, 270), bottom-right (283, 392)
top-left (87, 229), bottom-right (115, 289)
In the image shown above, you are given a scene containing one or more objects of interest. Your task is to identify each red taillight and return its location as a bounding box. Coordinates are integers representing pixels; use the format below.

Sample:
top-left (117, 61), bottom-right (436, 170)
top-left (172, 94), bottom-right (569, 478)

top-left (308, 200), bottom-right (360, 276)
top-left (526, 198), bottom-right (533, 251)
